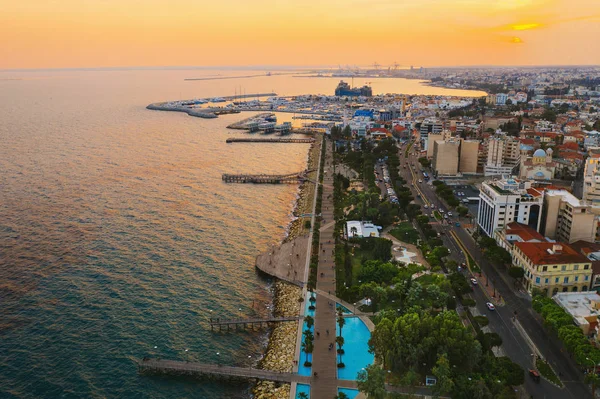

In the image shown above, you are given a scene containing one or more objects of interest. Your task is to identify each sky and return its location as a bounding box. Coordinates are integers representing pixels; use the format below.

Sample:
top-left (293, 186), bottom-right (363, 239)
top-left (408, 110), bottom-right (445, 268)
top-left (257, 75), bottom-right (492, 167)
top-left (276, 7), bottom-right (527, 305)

top-left (1, 0), bottom-right (599, 69)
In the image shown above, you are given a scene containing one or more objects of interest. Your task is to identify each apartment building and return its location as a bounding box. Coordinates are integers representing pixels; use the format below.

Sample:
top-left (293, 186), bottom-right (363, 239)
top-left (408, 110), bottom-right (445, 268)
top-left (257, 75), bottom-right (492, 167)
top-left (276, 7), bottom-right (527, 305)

top-left (540, 190), bottom-right (598, 244)
top-left (482, 134), bottom-right (521, 176)
top-left (478, 178), bottom-right (544, 237)
top-left (584, 147), bottom-right (600, 205)
top-left (513, 242), bottom-right (593, 296)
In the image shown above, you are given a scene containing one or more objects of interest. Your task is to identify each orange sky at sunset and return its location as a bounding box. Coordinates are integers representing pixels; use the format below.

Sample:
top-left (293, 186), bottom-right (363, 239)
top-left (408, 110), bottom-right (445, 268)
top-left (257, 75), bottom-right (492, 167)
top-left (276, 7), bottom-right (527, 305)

top-left (1, 0), bottom-right (599, 69)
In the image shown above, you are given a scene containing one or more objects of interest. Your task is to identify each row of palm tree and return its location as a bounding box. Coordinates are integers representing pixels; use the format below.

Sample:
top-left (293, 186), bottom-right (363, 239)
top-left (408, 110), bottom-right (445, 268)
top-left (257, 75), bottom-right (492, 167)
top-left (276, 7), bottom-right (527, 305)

top-left (302, 315), bottom-right (315, 367)
top-left (337, 308), bottom-right (345, 368)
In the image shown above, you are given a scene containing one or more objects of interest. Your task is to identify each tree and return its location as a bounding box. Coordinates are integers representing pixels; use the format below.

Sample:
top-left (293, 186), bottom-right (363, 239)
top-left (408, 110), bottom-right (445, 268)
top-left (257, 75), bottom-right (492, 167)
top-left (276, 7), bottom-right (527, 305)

top-left (484, 332), bottom-right (503, 348)
top-left (305, 315), bottom-right (314, 331)
top-left (508, 267), bottom-right (525, 280)
top-left (334, 393), bottom-right (349, 399)
top-left (336, 335), bottom-right (345, 364)
top-left (456, 206), bottom-right (469, 217)
top-left (432, 353), bottom-right (455, 395)
top-left (357, 364), bottom-right (387, 399)
top-left (297, 392), bottom-right (309, 399)
top-left (302, 331), bottom-right (314, 366)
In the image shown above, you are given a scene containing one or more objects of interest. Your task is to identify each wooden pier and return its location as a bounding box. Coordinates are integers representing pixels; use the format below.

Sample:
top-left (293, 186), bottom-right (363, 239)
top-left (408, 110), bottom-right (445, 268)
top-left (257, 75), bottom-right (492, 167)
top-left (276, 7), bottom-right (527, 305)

top-left (222, 171), bottom-right (308, 184)
top-left (138, 358), bottom-right (310, 384)
top-left (225, 138), bottom-right (314, 144)
top-left (209, 316), bottom-right (302, 331)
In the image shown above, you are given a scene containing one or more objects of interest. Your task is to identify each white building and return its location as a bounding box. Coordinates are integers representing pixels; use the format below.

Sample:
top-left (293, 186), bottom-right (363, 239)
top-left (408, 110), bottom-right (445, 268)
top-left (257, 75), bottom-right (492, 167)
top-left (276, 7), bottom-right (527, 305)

top-left (478, 178), bottom-right (544, 237)
top-left (584, 147), bottom-right (600, 205)
top-left (346, 221), bottom-right (381, 238)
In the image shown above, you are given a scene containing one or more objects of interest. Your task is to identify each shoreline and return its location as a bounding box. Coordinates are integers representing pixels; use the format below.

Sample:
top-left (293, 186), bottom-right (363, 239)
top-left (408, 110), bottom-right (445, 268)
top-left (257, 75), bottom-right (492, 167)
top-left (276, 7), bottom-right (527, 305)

top-left (252, 135), bottom-right (322, 399)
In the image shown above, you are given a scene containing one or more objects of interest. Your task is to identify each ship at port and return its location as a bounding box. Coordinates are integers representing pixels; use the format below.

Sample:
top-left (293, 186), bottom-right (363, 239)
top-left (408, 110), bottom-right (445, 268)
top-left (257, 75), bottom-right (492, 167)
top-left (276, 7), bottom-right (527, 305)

top-left (334, 80), bottom-right (372, 97)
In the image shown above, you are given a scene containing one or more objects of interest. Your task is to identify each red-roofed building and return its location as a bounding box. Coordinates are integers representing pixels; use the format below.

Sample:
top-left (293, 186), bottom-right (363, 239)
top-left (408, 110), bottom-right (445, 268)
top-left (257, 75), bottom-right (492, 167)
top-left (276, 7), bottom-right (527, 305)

top-left (494, 222), bottom-right (547, 251)
top-left (512, 241), bottom-right (593, 296)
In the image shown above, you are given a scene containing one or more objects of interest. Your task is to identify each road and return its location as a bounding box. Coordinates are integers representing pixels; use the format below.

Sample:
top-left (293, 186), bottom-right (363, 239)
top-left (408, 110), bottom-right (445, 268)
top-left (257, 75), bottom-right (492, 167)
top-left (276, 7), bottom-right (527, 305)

top-left (397, 140), bottom-right (593, 399)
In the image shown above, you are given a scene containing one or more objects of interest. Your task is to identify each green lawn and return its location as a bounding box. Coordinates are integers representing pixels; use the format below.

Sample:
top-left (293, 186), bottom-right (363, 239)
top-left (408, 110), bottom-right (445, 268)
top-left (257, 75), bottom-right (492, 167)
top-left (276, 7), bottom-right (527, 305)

top-left (389, 222), bottom-right (419, 245)
top-left (433, 211), bottom-right (442, 220)
top-left (536, 358), bottom-right (563, 387)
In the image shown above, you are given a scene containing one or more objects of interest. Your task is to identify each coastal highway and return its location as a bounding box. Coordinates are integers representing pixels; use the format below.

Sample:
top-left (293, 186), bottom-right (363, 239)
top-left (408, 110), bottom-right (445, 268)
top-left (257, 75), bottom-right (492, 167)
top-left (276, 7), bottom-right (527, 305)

top-left (397, 140), bottom-right (593, 399)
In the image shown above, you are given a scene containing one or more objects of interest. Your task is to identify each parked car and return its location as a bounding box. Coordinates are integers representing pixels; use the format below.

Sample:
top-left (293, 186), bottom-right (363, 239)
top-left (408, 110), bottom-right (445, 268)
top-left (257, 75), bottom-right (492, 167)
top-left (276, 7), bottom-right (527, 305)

top-left (470, 278), bottom-right (478, 285)
top-left (447, 212), bottom-right (453, 217)
top-left (486, 302), bottom-right (496, 311)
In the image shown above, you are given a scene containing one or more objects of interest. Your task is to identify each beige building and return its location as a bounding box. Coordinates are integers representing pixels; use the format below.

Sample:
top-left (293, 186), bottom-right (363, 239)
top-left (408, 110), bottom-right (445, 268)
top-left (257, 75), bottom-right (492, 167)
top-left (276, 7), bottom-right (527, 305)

top-left (513, 242), bottom-right (593, 296)
top-left (519, 148), bottom-right (557, 180)
top-left (432, 139), bottom-right (460, 175)
top-left (482, 134), bottom-right (521, 176)
top-left (584, 148), bottom-right (600, 205)
top-left (553, 292), bottom-right (600, 336)
top-left (426, 130), bottom-right (452, 158)
top-left (540, 190), bottom-right (598, 244)
top-left (459, 140), bottom-right (479, 174)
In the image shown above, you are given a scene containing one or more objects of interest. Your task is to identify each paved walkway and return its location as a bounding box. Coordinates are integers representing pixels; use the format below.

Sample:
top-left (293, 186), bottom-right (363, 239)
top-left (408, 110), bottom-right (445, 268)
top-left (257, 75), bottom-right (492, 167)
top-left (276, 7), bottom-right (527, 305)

top-left (255, 235), bottom-right (309, 286)
top-left (310, 139), bottom-right (339, 398)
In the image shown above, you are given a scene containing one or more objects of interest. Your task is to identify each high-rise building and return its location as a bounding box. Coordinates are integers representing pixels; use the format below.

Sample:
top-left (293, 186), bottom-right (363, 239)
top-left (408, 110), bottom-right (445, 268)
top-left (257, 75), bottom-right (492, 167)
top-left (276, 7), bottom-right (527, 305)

top-left (432, 139), bottom-right (460, 175)
top-left (478, 178), bottom-right (544, 237)
top-left (540, 190), bottom-right (598, 244)
top-left (583, 147), bottom-right (600, 205)
top-left (482, 134), bottom-right (521, 176)
top-left (459, 140), bottom-right (480, 174)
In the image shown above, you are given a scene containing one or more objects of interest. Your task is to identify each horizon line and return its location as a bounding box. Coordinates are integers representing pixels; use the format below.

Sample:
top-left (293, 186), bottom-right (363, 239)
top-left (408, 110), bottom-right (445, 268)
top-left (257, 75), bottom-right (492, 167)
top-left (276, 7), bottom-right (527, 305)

top-left (1, 63), bottom-right (600, 73)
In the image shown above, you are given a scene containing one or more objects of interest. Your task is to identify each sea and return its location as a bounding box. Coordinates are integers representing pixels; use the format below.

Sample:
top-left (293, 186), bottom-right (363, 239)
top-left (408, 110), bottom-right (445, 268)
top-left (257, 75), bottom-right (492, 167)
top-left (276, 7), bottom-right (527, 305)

top-left (0, 68), bottom-right (485, 399)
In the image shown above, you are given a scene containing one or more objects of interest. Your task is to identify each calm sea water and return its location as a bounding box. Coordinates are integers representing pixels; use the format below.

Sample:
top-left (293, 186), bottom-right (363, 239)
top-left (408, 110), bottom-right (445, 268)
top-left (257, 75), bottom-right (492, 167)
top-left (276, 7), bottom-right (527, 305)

top-left (0, 68), bottom-right (483, 399)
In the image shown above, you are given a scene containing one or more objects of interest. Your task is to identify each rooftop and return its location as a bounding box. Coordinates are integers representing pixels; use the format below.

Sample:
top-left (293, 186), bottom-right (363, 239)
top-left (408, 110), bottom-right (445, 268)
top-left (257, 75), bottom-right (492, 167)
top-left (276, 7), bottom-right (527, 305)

top-left (554, 292), bottom-right (600, 327)
top-left (505, 222), bottom-right (547, 242)
top-left (514, 242), bottom-right (590, 265)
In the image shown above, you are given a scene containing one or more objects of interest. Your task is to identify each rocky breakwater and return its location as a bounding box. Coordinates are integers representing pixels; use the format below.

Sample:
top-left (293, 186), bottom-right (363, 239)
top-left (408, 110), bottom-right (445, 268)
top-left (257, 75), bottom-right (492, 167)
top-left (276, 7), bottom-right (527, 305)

top-left (252, 281), bottom-right (301, 399)
top-left (146, 103), bottom-right (218, 118)
top-left (285, 135), bottom-right (322, 242)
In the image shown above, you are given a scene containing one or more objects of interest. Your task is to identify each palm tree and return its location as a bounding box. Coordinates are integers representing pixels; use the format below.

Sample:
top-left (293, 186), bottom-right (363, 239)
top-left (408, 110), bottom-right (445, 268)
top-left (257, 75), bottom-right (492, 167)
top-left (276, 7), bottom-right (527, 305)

top-left (302, 329), bottom-right (314, 365)
top-left (305, 315), bottom-right (314, 331)
top-left (297, 392), bottom-right (309, 399)
top-left (337, 309), bottom-right (345, 336)
top-left (335, 393), bottom-right (349, 399)
top-left (336, 335), bottom-right (345, 364)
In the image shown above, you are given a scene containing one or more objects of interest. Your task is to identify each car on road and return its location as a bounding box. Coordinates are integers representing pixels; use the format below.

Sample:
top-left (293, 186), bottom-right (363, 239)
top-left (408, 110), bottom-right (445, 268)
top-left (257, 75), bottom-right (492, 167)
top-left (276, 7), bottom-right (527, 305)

top-left (528, 369), bottom-right (540, 383)
top-left (439, 209), bottom-right (444, 213)
top-left (424, 205), bottom-right (429, 209)
top-left (455, 222), bottom-right (461, 227)
top-left (418, 179), bottom-right (423, 183)
top-left (486, 302), bottom-right (496, 311)
top-left (447, 212), bottom-right (453, 217)
top-left (444, 214), bottom-right (448, 219)
top-left (470, 278), bottom-right (478, 285)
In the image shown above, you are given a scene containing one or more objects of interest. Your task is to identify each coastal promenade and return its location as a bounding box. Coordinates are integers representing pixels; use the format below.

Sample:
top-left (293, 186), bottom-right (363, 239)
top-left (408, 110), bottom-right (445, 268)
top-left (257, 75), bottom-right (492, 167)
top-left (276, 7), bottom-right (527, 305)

top-left (255, 236), bottom-right (309, 287)
top-left (310, 139), bottom-right (340, 398)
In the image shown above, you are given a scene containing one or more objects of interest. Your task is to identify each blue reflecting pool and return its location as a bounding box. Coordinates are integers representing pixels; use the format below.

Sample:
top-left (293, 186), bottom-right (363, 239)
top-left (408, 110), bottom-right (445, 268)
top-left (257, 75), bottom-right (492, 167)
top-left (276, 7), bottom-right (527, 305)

top-left (336, 316), bottom-right (374, 380)
top-left (298, 292), bottom-right (316, 376)
top-left (296, 383), bottom-right (310, 398)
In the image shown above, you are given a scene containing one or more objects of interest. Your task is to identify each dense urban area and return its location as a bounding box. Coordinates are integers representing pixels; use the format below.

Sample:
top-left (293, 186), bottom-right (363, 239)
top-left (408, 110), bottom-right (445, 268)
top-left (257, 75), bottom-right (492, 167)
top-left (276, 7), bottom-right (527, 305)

top-left (319, 66), bottom-right (600, 399)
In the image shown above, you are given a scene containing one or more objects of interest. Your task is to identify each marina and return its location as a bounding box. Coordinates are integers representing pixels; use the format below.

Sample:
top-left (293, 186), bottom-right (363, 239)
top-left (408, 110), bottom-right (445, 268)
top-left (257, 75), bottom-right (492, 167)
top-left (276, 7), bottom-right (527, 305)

top-left (222, 171), bottom-right (311, 184)
top-left (225, 138), bottom-right (314, 144)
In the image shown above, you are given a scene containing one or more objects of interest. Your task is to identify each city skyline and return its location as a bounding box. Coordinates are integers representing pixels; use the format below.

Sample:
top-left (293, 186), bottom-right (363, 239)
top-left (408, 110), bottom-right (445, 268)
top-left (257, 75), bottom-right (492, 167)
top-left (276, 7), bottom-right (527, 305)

top-left (2, 0), bottom-right (600, 69)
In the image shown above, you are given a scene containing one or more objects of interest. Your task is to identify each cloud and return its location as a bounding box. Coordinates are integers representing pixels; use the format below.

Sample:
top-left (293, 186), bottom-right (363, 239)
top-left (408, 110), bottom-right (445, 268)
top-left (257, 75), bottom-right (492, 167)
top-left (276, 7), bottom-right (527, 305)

top-left (511, 36), bottom-right (524, 44)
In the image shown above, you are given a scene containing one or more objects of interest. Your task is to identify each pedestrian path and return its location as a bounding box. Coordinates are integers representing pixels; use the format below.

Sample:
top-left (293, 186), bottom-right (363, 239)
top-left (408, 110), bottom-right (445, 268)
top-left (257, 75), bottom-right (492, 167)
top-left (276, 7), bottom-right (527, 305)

top-left (310, 139), bottom-right (339, 398)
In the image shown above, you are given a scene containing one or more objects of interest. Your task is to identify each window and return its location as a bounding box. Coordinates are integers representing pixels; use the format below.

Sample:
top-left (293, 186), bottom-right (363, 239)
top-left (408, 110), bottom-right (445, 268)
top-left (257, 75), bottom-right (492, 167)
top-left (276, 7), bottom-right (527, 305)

top-left (555, 277), bottom-right (559, 283)
top-left (535, 277), bottom-right (541, 284)
top-left (561, 265), bottom-right (567, 271)
top-left (545, 278), bottom-right (549, 284)
top-left (564, 277), bottom-right (569, 283)
top-left (543, 266), bottom-right (548, 272)
top-left (585, 265), bottom-right (590, 270)
top-left (574, 265), bottom-right (579, 271)
top-left (585, 275), bottom-right (590, 281)
top-left (553, 266), bottom-right (558, 269)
